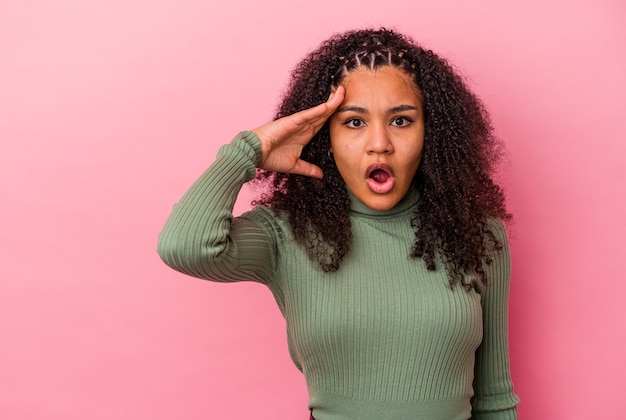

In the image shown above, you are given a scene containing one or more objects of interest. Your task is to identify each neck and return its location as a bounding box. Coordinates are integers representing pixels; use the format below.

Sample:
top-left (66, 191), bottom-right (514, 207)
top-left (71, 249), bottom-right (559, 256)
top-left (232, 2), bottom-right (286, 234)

top-left (348, 186), bottom-right (419, 217)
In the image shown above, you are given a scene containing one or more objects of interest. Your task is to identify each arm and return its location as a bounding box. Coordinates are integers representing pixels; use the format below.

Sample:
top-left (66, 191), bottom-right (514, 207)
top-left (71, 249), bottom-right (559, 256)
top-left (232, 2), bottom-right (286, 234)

top-left (157, 131), bottom-right (276, 284)
top-left (471, 220), bottom-right (520, 419)
top-left (158, 88), bottom-right (345, 283)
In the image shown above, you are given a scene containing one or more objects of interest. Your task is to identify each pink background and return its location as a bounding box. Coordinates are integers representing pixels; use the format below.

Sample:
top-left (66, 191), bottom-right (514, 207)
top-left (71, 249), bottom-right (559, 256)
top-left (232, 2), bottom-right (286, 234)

top-left (2, 0), bottom-right (625, 418)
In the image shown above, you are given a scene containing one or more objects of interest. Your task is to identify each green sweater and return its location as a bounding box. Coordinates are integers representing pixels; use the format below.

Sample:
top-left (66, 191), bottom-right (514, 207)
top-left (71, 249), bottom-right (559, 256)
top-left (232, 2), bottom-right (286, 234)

top-left (158, 131), bottom-right (519, 419)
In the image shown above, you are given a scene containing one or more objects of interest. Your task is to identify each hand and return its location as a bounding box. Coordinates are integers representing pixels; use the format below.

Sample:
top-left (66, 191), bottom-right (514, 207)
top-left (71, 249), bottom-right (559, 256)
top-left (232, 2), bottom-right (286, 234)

top-left (252, 86), bottom-right (345, 179)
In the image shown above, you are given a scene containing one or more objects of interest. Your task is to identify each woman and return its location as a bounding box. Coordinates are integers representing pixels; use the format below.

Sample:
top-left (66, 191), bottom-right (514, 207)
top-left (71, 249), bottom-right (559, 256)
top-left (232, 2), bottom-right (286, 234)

top-left (158, 28), bottom-right (519, 419)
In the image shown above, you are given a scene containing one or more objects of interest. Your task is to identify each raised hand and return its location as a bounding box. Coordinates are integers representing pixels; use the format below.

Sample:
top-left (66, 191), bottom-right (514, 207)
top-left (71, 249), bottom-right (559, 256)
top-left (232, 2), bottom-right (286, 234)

top-left (252, 86), bottom-right (345, 179)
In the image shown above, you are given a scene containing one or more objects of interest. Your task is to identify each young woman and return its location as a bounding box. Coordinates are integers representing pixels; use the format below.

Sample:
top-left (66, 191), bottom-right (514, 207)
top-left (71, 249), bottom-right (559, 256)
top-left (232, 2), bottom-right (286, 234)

top-left (158, 28), bottom-right (519, 419)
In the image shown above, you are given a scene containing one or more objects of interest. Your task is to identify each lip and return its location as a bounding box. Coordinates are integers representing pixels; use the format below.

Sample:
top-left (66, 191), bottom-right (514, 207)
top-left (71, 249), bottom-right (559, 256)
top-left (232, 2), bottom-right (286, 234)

top-left (366, 163), bottom-right (395, 178)
top-left (366, 163), bottom-right (395, 194)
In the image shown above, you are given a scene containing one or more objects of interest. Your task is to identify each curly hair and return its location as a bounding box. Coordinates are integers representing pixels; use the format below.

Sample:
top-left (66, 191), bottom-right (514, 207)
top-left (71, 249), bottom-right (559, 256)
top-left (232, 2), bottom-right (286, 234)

top-left (254, 28), bottom-right (511, 288)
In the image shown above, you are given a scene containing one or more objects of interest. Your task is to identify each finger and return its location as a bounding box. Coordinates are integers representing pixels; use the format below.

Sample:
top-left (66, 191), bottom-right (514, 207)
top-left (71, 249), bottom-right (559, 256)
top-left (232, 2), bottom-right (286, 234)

top-left (292, 102), bottom-right (330, 123)
top-left (291, 159), bottom-right (323, 179)
top-left (286, 105), bottom-right (338, 137)
top-left (291, 86), bottom-right (346, 126)
top-left (314, 86), bottom-right (345, 117)
top-left (326, 85), bottom-right (345, 110)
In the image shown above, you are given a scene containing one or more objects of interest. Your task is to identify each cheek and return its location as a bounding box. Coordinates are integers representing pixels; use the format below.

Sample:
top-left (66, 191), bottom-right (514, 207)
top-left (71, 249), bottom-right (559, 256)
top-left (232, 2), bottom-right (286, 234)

top-left (334, 153), bottom-right (358, 180)
top-left (330, 138), bottom-right (358, 172)
top-left (328, 122), bottom-right (342, 153)
top-left (409, 136), bottom-right (425, 161)
top-left (411, 150), bottom-right (424, 173)
top-left (401, 144), bottom-right (424, 179)
top-left (336, 142), bottom-right (358, 159)
top-left (330, 147), bottom-right (361, 185)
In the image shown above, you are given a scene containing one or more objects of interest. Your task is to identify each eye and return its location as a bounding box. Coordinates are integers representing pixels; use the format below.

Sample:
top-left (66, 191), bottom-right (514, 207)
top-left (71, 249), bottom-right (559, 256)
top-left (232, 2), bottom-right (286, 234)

top-left (343, 118), bottom-right (366, 128)
top-left (391, 117), bottom-right (413, 127)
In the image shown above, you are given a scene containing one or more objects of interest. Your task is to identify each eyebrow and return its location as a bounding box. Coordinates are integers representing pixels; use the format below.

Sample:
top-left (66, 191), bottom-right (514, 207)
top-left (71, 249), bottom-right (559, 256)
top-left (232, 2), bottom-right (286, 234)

top-left (336, 104), bottom-right (419, 114)
top-left (336, 105), bottom-right (368, 114)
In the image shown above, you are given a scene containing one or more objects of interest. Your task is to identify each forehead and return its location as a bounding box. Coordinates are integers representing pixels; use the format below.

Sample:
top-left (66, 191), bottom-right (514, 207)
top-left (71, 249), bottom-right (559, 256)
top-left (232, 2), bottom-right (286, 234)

top-left (340, 66), bottom-right (422, 104)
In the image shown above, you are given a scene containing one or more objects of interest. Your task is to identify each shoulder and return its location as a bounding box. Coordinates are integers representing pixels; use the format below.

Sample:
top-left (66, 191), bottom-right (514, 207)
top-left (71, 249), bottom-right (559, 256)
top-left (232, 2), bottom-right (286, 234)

top-left (481, 217), bottom-right (512, 287)
top-left (484, 217), bottom-right (510, 249)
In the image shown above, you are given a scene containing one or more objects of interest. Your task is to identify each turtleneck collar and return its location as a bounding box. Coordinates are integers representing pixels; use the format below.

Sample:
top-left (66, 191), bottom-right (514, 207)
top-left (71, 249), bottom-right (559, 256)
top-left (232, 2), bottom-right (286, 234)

top-left (348, 186), bottom-right (420, 218)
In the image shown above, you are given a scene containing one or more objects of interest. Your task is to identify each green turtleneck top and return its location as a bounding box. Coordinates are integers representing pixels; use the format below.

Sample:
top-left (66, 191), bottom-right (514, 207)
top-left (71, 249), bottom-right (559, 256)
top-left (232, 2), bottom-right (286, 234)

top-left (157, 131), bottom-right (519, 419)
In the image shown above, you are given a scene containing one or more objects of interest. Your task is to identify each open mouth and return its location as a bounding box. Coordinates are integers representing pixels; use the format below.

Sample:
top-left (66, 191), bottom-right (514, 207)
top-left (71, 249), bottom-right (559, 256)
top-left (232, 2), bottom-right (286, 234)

top-left (366, 163), bottom-right (395, 194)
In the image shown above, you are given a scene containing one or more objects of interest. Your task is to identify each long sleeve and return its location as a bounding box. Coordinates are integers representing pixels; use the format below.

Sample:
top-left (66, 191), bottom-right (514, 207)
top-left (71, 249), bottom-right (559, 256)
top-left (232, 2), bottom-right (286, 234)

top-left (157, 131), bottom-right (277, 284)
top-left (471, 220), bottom-right (520, 419)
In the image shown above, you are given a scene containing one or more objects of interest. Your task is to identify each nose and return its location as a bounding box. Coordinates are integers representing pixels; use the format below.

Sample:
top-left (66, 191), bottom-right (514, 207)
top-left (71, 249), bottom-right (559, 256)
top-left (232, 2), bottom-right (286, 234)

top-left (366, 124), bottom-right (393, 154)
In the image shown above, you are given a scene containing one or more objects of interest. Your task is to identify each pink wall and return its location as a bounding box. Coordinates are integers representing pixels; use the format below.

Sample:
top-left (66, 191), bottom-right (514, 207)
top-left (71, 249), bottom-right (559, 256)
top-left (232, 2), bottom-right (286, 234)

top-left (2, 0), bottom-right (625, 418)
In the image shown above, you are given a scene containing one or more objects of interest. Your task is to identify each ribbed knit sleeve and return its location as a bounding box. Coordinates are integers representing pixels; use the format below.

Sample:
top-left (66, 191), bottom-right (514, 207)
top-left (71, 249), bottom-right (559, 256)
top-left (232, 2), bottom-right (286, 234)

top-left (157, 131), bottom-right (276, 284)
top-left (471, 220), bottom-right (520, 419)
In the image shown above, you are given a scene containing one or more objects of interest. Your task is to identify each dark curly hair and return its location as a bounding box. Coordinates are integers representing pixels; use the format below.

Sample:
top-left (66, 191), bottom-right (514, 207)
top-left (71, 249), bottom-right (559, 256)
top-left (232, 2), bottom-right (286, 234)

top-left (254, 28), bottom-right (511, 288)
